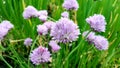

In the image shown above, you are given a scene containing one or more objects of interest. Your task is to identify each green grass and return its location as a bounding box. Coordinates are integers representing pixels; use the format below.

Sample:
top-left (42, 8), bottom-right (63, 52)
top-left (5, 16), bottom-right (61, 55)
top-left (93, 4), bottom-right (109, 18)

top-left (0, 0), bottom-right (120, 68)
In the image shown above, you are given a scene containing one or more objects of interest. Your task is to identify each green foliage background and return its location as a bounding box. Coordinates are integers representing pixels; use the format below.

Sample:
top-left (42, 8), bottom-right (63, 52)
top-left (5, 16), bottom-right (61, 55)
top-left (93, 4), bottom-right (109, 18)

top-left (0, 0), bottom-right (120, 68)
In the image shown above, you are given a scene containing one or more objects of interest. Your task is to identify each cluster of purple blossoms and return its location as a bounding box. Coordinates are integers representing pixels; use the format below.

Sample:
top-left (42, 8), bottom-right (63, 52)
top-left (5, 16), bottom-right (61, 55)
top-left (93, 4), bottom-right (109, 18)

top-left (43, 21), bottom-right (55, 30)
top-left (37, 25), bottom-right (48, 35)
top-left (23, 6), bottom-right (48, 22)
top-left (61, 11), bottom-right (69, 18)
top-left (84, 14), bottom-right (109, 50)
top-left (0, 27), bottom-right (8, 40)
top-left (37, 10), bottom-right (48, 22)
top-left (22, 1), bottom-right (109, 66)
top-left (82, 31), bottom-right (109, 50)
top-left (86, 14), bottom-right (107, 32)
top-left (37, 21), bottom-right (55, 35)
top-left (30, 46), bottom-right (51, 65)
top-left (49, 40), bottom-right (61, 52)
top-left (62, 0), bottom-right (79, 10)
top-left (23, 0), bottom-right (80, 65)
top-left (0, 20), bottom-right (14, 30)
top-left (22, 6), bottom-right (54, 65)
top-left (82, 31), bottom-right (96, 44)
top-left (50, 18), bottom-right (80, 43)
top-left (93, 35), bottom-right (108, 50)
top-left (0, 20), bottom-right (14, 40)
top-left (23, 6), bottom-right (38, 19)
top-left (24, 38), bottom-right (33, 46)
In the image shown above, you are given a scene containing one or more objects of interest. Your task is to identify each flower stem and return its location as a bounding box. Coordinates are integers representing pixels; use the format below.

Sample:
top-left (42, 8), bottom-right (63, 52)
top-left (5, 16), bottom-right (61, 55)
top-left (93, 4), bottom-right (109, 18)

top-left (0, 55), bottom-right (12, 68)
top-left (48, 16), bottom-right (56, 22)
top-left (10, 39), bottom-right (24, 43)
top-left (0, 41), bottom-right (12, 68)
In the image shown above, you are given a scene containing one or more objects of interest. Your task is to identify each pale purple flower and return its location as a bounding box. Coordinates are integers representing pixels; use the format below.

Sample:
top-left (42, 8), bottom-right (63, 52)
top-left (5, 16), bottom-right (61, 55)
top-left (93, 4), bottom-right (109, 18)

top-left (37, 25), bottom-right (48, 35)
top-left (93, 35), bottom-right (109, 50)
top-left (37, 10), bottom-right (48, 17)
top-left (0, 27), bottom-right (8, 40)
top-left (23, 6), bottom-right (38, 19)
top-left (86, 14), bottom-right (107, 32)
top-left (30, 46), bottom-right (51, 65)
top-left (82, 31), bottom-right (96, 43)
top-left (50, 18), bottom-right (80, 43)
top-left (37, 10), bottom-right (48, 22)
top-left (24, 38), bottom-right (33, 46)
top-left (62, 0), bottom-right (79, 10)
top-left (38, 15), bottom-right (48, 22)
top-left (0, 20), bottom-right (14, 30)
top-left (61, 11), bottom-right (69, 18)
top-left (49, 40), bottom-right (61, 52)
top-left (0, 20), bottom-right (14, 40)
top-left (43, 21), bottom-right (55, 30)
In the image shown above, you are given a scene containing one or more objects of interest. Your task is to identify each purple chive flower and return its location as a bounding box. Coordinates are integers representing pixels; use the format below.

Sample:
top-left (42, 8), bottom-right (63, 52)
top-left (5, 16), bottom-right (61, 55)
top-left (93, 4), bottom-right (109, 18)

top-left (86, 14), bottom-right (107, 32)
top-left (23, 6), bottom-right (38, 19)
top-left (93, 35), bottom-right (109, 50)
top-left (50, 18), bottom-right (80, 43)
top-left (30, 46), bottom-right (51, 65)
top-left (0, 20), bottom-right (14, 30)
top-left (49, 40), bottom-right (61, 52)
top-left (43, 21), bottom-right (55, 30)
top-left (37, 25), bottom-right (48, 35)
top-left (39, 15), bottom-right (47, 22)
top-left (24, 38), bottom-right (33, 46)
top-left (0, 27), bottom-right (8, 40)
top-left (0, 20), bottom-right (14, 40)
top-left (37, 10), bottom-right (48, 22)
top-left (37, 10), bottom-right (48, 17)
top-left (82, 31), bottom-right (96, 44)
top-left (61, 11), bottom-right (69, 18)
top-left (62, 0), bottom-right (79, 10)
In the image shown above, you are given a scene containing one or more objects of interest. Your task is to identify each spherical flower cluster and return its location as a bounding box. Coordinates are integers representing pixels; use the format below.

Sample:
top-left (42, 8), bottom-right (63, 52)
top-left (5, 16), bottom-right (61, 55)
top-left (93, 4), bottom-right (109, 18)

top-left (23, 6), bottom-right (38, 19)
top-left (30, 46), bottom-right (51, 65)
top-left (49, 40), bottom-right (61, 52)
top-left (86, 14), bottom-right (107, 32)
top-left (0, 20), bottom-right (14, 40)
top-left (93, 35), bottom-right (109, 50)
top-left (43, 21), bottom-right (55, 30)
top-left (0, 27), bottom-right (8, 40)
top-left (37, 10), bottom-right (48, 22)
top-left (37, 25), bottom-right (48, 35)
top-left (62, 0), bottom-right (79, 10)
top-left (82, 31), bottom-right (96, 44)
top-left (61, 11), bottom-right (69, 18)
top-left (82, 31), bottom-right (109, 50)
top-left (24, 38), bottom-right (33, 46)
top-left (0, 20), bottom-right (14, 30)
top-left (50, 18), bottom-right (80, 43)
top-left (23, 6), bottom-right (48, 21)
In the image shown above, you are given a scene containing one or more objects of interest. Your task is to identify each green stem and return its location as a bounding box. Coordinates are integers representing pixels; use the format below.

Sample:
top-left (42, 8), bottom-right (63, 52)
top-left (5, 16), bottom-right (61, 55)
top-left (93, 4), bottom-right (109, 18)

top-left (40, 0), bottom-right (43, 9)
top-left (9, 39), bottom-right (24, 43)
top-left (0, 55), bottom-right (12, 68)
top-left (64, 31), bottom-right (92, 64)
top-left (0, 41), bottom-right (12, 68)
top-left (10, 45), bottom-right (25, 68)
top-left (64, 41), bottom-right (82, 63)
top-left (48, 16), bottom-right (56, 22)
top-left (64, 43), bottom-right (69, 67)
